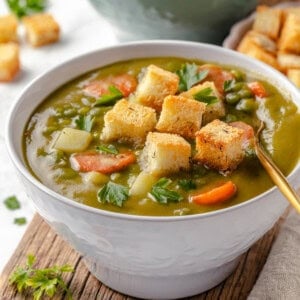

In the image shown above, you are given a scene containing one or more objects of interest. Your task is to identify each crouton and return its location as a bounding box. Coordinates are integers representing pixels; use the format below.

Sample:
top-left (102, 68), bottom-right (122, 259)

top-left (278, 14), bottom-right (300, 53)
top-left (181, 81), bottom-right (225, 124)
top-left (194, 119), bottom-right (245, 172)
top-left (287, 69), bottom-right (300, 88)
top-left (277, 52), bottom-right (300, 71)
top-left (0, 43), bottom-right (20, 82)
top-left (22, 13), bottom-right (60, 47)
top-left (156, 95), bottom-right (206, 139)
top-left (134, 64), bottom-right (179, 111)
top-left (0, 14), bottom-right (18, 43)
top-left (237, 30), bottom-right (277, 54)
top-left (140, 132), bottom-right (191, 176)
top-left (101, 99), bottom-right (157, 145)
top-left (253, 5), bottom-right (282, 40)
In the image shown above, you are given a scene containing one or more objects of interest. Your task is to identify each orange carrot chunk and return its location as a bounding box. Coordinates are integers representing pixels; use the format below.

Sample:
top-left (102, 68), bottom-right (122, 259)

top-left (70, 151), bottom-right (136, 174)
top-left (191, 181), bottom-right (237, 205)
top-left (247, 81), bottom-right (267, 98)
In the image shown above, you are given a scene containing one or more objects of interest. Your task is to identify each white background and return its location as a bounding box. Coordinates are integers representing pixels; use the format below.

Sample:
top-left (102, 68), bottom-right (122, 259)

top-left (0, 0), bottom-right (117, 272)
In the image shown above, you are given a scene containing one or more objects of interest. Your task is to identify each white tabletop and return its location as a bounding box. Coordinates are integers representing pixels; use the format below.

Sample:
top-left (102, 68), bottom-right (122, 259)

top-left (0, 0), bottom-right (117, 272)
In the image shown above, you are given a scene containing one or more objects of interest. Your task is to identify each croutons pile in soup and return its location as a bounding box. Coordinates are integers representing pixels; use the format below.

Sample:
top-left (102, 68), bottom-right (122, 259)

top-left (24, 57), bottom-right (300, 216)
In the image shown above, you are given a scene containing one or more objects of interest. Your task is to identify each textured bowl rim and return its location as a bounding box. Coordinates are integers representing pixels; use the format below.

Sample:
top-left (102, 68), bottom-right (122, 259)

top-left (5, 40), bottom-right (300, 222)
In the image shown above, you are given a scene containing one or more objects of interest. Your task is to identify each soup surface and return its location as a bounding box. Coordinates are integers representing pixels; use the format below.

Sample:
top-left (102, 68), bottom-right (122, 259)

top-left (24, 57), bottom-right (300, 216)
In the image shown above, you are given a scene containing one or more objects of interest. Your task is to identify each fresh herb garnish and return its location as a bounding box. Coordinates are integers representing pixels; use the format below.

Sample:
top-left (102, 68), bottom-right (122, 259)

top-left (75, 115), bottom-right (95, 132)
top-left (96, 144), bottom-right (119, 155)
top-left (94, 85), bottom-right (123, 106)
top-left (178, 179), bottom-right (197, 191)
top-left (14, 217), bottom-right (27, 225)
top-left (9, 254), bottom-right (74, 300)
top-left (224, 79), bottom-right (236, 93)
top-left (6, 0), bottom-right (46, 18)
top-left (150, 178), bottom-right (183, 204)
top-left (176, 63), bottom-right (208, 92)
top-left (193, 87), bottom-right (218, 105)
top-left (4, 195), bottom-right (20, 210)
top-left (97, 181), bottom-right (129, 207)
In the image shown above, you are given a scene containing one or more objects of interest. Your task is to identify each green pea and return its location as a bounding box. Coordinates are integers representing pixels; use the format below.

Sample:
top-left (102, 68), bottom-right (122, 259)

top-left (236, 98), bottom-right (258, 113)
top-left (225, 114), bottom-right (238, 123)
top-left (225, 93), bottom-right (240, 104)
top-left (89, 107), bottom-right (103, 116)
top-left (60, 168), bottom-right (78, 180)
top-left (78, 107), bottom-right (90, 115)
top-left (230, 69), bottom-right (245, 81)
top-left (238, 88), bottom-right (253, 99)
top-left (63, 108), bottom-right (77, 117)
top-left (59, 119), bottom-right (71, 126)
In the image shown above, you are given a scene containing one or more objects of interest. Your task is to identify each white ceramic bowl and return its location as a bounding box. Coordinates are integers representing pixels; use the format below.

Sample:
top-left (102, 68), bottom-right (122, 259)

top-left (6, 41), bottom-right (300, 299)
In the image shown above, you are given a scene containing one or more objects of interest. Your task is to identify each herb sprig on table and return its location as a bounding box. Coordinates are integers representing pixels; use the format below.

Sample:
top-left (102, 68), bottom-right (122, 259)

top-left (9, 254), bottom-right (74, 300)
top-left (6, 0), bottom-right (46, 18)
top-left (3, 195), bottom-right (27, 225)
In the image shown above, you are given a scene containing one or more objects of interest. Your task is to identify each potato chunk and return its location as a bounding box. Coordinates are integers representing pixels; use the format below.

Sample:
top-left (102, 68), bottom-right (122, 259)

top-left (129, 171), bottom-right (158, 198)
top-left (54, 128), bottom-right (92, 153)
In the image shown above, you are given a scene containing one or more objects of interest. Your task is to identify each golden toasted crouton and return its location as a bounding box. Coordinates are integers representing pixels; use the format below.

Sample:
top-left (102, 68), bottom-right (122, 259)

top-left (278, 14), bottom-right (300, 54)
top-left (237, 30), bottom-right (277, 54)
top-left (277, 52), bottom-right (300, 71)
top-left (0, 14), bottom-right (18, 43)
top-left (194, 119), bottom-right (245, 172)
top-left (101, 99), bottom-right (157, 145)
top-left (0, 43), bottom-right (20, 82)
top-left (134, 64), bottom-right (179, 111)
top-left (156, 95), bottom-right (206, 139)
top-left (253, 5), bottom-right (282, 40)
top-left (181, 81), bottom-right (225, 124)
top-left (286, 69), bottom-right (300, 88)
top-left (140, 132), bottom-right (191, 176)
top-left (22, 13), bottom-right (60, 47)
top-left (283, 7), bottom-right (300, 21)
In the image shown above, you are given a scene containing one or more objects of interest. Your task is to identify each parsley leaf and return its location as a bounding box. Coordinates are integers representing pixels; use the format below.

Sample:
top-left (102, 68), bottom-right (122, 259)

top-left (150, 178), bottom-right (183, 204)
top-left (178, 179), bottom-right (197, 191)
top-left (96, 144), bottom-right (119, 155)
top-left (97, 181), bottom-right (129, 207)
top-left (9, 254), bottom-right (74, 299)
top-left (6, 0), bottom-right (46, 18)
top-left (176, 63), bottom-right (208, 92)
top-left (224, 79), bottom-right (236, 93)
top-left (193, 87), bottom-right (218, 105)
top-left (14, 217), bottom-right (27, 225)
top-left (4, 195), bottom-right (20, 210)
top-left (75, 115), bottom-right (95, 132)
top-left (94, 85), bottom-right (123, 106)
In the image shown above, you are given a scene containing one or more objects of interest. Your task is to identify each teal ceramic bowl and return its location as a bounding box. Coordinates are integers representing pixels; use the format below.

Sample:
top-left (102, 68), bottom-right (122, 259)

top-left (89, 0), bottom-right (257, 44)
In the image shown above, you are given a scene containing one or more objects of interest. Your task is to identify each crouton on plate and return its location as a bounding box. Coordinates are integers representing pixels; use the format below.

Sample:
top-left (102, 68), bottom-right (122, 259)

top-left (0, 43), bottom-right (20, 82)
top-left (0, 14), bottom-right (18, 43)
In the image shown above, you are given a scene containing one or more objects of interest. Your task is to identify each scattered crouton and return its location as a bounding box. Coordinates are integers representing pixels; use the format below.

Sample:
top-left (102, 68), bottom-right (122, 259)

top-left (22, 13), bottom-right (60, 47)
top-left (181, 81), bottom-right (225, 124)
top-left (140, 132), bottom-right (191, 176)
top-left (0, 43), bottom-right (20, 82)
top-left (101, 99), bottom-right (157, 145)
top-left (134, 64), bottom-right (179, 111)
top-left (277, 52), bottom-right (300, 71)
top-left (0, 14), bottom-right (18, 43)
top-left (156, 95), bottom-right (206, 139)
top-left (194, 119), bottom-right (245, 172)
top-left (286, 69), bottom-right (300, 88)
top-left (253, 5), bottom-right (282, 40)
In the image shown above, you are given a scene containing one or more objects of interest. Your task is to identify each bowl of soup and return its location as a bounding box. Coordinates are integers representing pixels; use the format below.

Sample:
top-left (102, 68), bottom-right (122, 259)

top-left (6, 41), bottom-right (300, 299)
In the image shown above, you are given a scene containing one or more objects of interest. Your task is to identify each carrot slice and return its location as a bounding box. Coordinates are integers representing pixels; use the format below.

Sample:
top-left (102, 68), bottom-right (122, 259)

top-left (191, 181), bottom-right (237, 205)
top-left (70, 151), bottom-right (136, 174)
top-left (247, 81), bottom-right (267, 98)
top-left (83, 74), bottom-right (137, 98)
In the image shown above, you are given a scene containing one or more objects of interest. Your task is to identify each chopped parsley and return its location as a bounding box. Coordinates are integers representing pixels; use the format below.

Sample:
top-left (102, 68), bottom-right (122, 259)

top-left (14, 217), bottom-right (27, 226)
top-left (4, 195), bottom-right (20, 210)
top-left (150, 178), bottom-right (183, 204)
top-left (193, 87), bottom-right (218, 105)
top-left (9, 254), bottom-right (74, 300)
top-left (75, 115), bottom-right (95, 132)
top-left (176, 63), bottom-right (208, 92)
top-left (97, 181), bottom-right (129, 207)
top-left (224, 79), bottom-right (236, 93)
top-left (6, 0), bottom-right (46, 18)
top-left (178, 179), bottom-right (197, 191)
top-left (96, 144), bottom-right (119, 155)
top-left (94, 85), bottom-right (123, 106)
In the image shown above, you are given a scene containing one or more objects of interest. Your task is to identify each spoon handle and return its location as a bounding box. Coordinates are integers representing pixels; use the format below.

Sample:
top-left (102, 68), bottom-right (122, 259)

top-left (255, 143), bottom-right (300, 213)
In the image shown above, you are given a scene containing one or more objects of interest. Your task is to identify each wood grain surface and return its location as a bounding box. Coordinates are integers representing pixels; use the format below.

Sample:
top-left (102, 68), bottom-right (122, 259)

top-left (0, 212), bottom-right (287, 300)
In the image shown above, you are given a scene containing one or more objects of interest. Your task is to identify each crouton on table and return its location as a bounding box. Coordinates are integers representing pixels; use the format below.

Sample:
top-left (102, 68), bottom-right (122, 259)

top-left (0, 14), bottom-right (18, 43)
top-left (156, 95), bottom-right (206, 139)
top-left (0, 43), bottom-right (20, 82)
top-left (134, 64), bottom-right (179, 111)
top-left (194, 119), bottom-right (245, 172)
top-left (101, 99), bottom-right (157, 144)
top-left (140, 132), bottom-right (191, 176)
top-left (22, 13), bottom-right (60, 47)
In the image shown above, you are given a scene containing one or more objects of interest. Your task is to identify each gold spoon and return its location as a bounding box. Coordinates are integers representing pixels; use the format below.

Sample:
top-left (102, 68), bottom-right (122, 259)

top-left (254, 121), bottom-right (300, 213)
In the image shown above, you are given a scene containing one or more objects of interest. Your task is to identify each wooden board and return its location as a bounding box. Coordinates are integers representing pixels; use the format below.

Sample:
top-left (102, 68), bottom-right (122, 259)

top-left (0, 211), bottom-right (287, 299)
